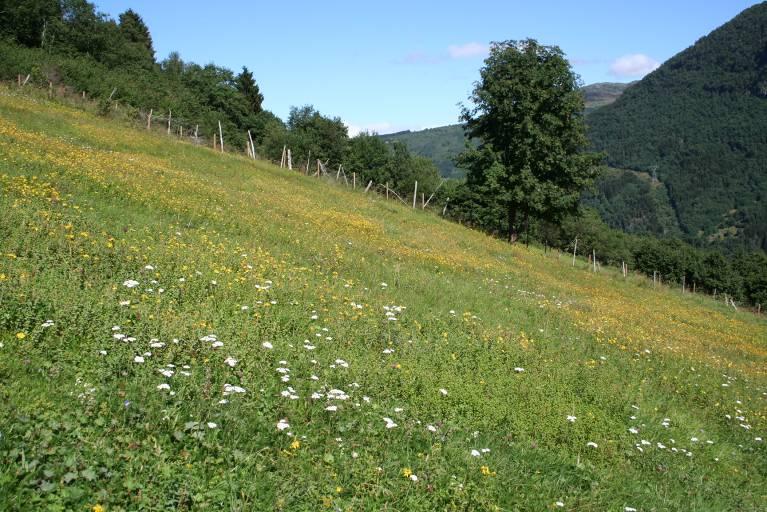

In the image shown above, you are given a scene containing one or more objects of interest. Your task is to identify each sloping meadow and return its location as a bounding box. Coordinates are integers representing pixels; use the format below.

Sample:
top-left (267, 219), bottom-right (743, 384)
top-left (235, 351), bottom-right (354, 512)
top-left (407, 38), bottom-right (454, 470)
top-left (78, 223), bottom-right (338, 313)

top-left (0, 89), bottom-right (765, 510)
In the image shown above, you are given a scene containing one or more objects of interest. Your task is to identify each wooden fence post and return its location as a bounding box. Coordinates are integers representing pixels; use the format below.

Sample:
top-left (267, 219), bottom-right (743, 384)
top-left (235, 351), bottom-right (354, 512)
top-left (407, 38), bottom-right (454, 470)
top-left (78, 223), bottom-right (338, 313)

top-left (572, 237), bottom-right (578, 267)
top-left (248, 130), bottom-right (256, 159)
top-left (592, 250), bottom-right (596, 272)
top-left (287, 149), bottom-right (292, 170)
top-left (412, 181), bottom-right (418, 208)
top-left (365, 180), bottom-right (373, 192)
top-left (147, 109), bottom-right (152, 130)
top-left (353, 172), bottom-right (356, 189)
top-left (442, 197), bottom-right (450, 216)
top-left (385, 182), bottom-right (389, 200)
top-left (218, 121), bottom-right (224, 153)
top-left (213, 133), bottom-right (217, 150)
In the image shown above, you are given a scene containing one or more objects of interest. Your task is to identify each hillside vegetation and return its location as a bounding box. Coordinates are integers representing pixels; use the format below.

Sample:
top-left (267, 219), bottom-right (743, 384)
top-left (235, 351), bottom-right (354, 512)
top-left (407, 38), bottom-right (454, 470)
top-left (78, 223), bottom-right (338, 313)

top-left (379, 82), bottom-right (630, 179)
top-left (587, 2), bottom-right (767, 251)
top-left (1, 88), bottom-right (765, 510)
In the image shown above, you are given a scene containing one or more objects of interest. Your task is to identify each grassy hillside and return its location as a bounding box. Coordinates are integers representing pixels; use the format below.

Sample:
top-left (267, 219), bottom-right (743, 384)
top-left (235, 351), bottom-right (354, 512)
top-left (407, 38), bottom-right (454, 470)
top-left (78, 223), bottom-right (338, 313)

top-left (1, 87), bottom-right (765, 511)
top-left (379, 82), bottom-right (630, 179)
top-left (587, 3), bottom-right (767, 251)
top-left (582, 82), bottom-right (634, 114)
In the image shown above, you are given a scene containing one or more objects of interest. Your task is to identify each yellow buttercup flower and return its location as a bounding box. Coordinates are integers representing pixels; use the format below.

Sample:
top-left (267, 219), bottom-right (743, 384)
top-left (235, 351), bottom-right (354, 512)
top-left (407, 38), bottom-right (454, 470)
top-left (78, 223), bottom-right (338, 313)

top-left (15, 332), bottom-right (26, 340)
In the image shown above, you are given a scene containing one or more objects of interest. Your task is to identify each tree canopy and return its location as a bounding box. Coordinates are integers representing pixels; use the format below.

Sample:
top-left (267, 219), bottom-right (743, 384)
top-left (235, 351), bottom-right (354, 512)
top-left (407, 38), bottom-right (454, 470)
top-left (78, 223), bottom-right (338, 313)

top-left (458, 39), bottom-right (602, 242)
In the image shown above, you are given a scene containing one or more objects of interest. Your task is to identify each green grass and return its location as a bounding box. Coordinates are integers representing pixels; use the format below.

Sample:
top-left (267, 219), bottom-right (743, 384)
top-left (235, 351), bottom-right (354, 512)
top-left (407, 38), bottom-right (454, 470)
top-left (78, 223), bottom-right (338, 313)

top-left (0, 86), bottom-right (765, 511)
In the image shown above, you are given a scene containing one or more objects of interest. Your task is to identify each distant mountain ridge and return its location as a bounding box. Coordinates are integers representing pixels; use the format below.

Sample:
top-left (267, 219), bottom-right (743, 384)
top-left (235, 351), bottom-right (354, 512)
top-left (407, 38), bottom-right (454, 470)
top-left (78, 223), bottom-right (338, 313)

top-left (379, 82), bottom-right (632, 179)
top-left (587, 2), bottom-right (767, 251)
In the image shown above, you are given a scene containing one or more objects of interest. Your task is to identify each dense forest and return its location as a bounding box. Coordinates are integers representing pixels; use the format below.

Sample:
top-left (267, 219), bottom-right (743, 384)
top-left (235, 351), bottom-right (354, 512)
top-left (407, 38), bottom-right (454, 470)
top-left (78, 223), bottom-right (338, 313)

top-left (588, 2), bottom-right (767, 252)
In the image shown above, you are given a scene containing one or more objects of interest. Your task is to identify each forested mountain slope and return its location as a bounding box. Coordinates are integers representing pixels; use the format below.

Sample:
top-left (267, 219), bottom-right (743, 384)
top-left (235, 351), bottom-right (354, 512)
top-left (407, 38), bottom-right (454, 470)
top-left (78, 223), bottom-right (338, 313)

top-left (379, 82), bottom-right (630, 178)
top-left (587, 2), bottom-right (767, 251)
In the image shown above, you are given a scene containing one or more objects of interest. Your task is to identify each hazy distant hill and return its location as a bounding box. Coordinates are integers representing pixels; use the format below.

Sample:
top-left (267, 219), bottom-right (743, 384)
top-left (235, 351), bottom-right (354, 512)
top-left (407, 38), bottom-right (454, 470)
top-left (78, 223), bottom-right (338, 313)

top-left (582, 81), bottom-right (635, 114)
top-left (380, 82), bottom-right (631, 179)
top-left (587, 2), bottom-right (767, 251)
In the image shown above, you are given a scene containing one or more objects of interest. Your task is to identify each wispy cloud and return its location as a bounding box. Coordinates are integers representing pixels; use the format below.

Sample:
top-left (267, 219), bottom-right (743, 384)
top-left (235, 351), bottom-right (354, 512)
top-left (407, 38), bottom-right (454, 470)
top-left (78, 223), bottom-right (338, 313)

top-left (403, 51), bottom-right (442, 65)
top-left (399, 42), bottom-right (488, 65)
top-left (609, 54), bottom-right (659, 78)
top-left (447, 42), bottom-right (488, 59)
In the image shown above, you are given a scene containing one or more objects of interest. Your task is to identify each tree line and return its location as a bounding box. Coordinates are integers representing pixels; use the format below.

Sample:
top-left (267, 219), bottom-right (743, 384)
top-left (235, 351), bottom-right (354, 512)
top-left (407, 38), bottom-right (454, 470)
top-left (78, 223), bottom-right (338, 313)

top-left (0, 0), bottom-right (444, 201)
top-left (2, 4), bottom-right (765, 308)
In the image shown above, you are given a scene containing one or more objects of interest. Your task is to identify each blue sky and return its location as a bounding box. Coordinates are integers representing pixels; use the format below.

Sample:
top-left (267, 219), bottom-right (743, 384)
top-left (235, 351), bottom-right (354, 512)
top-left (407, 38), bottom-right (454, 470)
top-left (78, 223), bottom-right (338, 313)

top-left (94, 0), bottom-right (759, 134)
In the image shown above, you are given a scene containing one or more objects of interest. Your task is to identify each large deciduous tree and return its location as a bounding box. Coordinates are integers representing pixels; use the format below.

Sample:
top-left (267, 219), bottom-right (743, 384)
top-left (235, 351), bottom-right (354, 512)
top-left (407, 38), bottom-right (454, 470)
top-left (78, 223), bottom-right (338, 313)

top-left (459, 39), bottom-right (601, 242)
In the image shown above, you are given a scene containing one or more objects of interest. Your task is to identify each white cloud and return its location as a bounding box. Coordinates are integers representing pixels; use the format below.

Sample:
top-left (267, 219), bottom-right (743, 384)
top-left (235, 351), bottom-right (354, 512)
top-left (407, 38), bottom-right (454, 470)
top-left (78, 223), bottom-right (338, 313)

top-left (447, 42), bottom-right (488, 59)
top-left (609, 54), bottom-right (660, 77)
top-left (345, 122), bottom-right (393, 137)
top-left (344, 121), bottom-right (435, 137)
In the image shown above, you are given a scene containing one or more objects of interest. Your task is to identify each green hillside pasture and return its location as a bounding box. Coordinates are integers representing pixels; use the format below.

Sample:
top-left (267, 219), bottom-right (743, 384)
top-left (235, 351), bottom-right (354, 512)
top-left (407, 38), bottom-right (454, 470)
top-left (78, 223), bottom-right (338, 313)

top-left (0, 88), bottom-right (765, 511)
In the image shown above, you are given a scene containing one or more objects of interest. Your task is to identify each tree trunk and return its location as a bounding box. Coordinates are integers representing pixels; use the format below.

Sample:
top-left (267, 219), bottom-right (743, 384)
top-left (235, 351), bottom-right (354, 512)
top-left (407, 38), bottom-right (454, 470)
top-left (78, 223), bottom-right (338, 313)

top-left (507, 207), bottom-right (518, 243)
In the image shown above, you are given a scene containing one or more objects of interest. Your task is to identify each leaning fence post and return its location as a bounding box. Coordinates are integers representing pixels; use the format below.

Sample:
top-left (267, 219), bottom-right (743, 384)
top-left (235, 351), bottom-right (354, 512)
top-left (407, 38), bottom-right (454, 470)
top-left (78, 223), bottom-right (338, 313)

top-left (218, 121), bottom-right (224, 153)
top-left (147, 109), bottom-right (153, 130)
top-left (248, 130), bottom-right (256, 159)
top-left (365, 180), bottom-right (373, 192)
